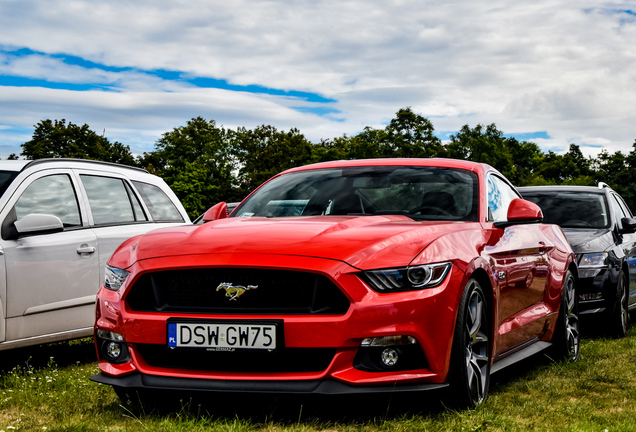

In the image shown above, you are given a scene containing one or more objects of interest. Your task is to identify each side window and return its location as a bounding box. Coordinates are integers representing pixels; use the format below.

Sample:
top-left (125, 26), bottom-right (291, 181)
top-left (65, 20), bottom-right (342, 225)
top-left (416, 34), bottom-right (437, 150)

top-left (610, 194), bottom-right (629, 230)
top-left (487, 174), bottom-right (520, 222)
top-left (613, 193), bottom-right (633, 218)
top-left (15, 174), bottom-right (81, 227)
top-left (81, 175), bottom-right (148, 225)
top-left (132, 181), bottom-right (184, 222)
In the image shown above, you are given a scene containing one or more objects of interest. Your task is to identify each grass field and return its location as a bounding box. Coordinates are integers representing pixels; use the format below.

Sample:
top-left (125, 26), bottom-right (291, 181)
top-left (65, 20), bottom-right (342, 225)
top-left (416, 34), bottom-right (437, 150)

top-left (1, 320), bottom-right (636, 432)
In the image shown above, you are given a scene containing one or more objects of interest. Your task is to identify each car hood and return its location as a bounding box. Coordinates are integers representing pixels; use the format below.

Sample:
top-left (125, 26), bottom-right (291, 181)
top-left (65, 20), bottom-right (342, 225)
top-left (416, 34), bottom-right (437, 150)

top-left (126, 215), bottom-right (478, 270)
top-left (560, 227), bottom-right (615, 254)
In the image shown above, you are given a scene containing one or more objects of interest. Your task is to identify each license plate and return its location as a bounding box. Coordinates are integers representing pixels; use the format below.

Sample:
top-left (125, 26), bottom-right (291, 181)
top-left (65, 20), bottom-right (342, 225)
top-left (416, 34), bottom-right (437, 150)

top-left (167, 322), bottom-right (277, 350)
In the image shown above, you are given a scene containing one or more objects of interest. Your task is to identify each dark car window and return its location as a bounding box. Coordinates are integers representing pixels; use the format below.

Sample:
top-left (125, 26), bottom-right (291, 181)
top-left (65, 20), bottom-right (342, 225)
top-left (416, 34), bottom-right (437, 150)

top-left (14, 174), bottom-right (82, 227)
top-left (610, 193), bottom-right (630, 230)
top-left (523, 191), bottom-right (609, 229)
top-left (132, 181), bottom-right (185, 222)
top-left (613, 194), bottom-right (633, 217)
top-left (81, 175), bottom-right (148, 225)
top-left (232, 166), bottom-right (479, 221)
top-left (0, 171), bottom-right (19, 198)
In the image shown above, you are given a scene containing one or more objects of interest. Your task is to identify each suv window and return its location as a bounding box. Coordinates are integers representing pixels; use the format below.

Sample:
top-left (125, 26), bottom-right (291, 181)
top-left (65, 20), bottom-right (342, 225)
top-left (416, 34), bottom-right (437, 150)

top-left (0, 171), bottom-right (19, 197)
top-left (132, 181), bottom-right (184, 222)
top-left (15, 174), bottom-right (82, 227)
top-left (81, 175), bottom-right (148, 225)
top-left (524, 192), bottom-right (609, 229)
top-left (610, 193), bottom-right (630, 231)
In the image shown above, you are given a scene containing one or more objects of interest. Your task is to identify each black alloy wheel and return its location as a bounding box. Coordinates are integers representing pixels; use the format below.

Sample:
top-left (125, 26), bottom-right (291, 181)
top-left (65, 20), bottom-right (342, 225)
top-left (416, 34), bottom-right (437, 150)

top-left (448, 278), bottom-right (491, 408)
top-left (609, 269), bottom-right (629, 338)
top-left (551, 270), bottom-right (580, 362)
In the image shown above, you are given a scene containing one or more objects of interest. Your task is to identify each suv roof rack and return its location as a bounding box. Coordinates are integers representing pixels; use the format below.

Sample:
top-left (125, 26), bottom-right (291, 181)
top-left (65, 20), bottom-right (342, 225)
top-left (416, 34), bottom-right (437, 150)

top-left (21, 158), bottom-right (148, 174)
top-left (598, 182), bottom-right (611, 190)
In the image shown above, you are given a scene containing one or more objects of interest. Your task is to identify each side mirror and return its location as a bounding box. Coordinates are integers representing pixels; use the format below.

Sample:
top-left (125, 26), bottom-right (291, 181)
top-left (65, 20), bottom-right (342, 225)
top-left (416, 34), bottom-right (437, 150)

top-left (202, 202), bottom-right (229, 222)
top-left (494, 199), bottom-right (543, 229)
top-left (620, 217), bottom-right (636, 234)
top-left (14, 214), bottom-right (64, 236)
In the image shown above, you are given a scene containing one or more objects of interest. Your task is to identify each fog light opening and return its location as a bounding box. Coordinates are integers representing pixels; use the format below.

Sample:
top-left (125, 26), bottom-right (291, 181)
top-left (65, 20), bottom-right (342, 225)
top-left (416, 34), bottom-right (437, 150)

top-left (381, 347), bottom-right (399, 367)
top-left (354, 336), bottom-right (427, 372)
top-left (105, 342), bottom-right (122, 360)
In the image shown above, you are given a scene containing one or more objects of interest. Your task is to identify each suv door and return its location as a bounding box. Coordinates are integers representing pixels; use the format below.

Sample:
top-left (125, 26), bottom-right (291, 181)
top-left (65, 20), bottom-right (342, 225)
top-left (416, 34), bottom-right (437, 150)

top-left (0, 170), bottom-right (99, 343)
top-left (76, 172), bottom-right (186, 285)
top-left (610, 192), bottom-right (636, 308)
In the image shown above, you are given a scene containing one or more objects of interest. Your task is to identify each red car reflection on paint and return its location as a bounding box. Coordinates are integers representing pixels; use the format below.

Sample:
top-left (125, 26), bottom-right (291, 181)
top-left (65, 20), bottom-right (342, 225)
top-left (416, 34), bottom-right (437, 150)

top-left (91, 158), bottom-right (579, 408)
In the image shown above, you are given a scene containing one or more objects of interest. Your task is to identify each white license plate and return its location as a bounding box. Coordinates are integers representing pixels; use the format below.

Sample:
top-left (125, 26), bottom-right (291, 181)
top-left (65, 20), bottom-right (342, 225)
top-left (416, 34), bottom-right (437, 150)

top-left (167, 322), bottom-right (276, 350)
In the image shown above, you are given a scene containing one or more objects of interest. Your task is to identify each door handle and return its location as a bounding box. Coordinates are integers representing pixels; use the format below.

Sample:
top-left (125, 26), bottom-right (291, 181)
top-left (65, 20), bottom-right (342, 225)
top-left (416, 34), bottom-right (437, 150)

top-left (77, 246), bottom-right (96, 254)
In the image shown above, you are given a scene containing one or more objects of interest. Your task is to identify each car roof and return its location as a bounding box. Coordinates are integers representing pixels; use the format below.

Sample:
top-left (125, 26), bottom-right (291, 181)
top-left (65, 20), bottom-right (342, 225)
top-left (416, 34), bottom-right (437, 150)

top-left (280, 158), bottom-right (495, 175)
top-left (0, 160), bottom-right (31, 172)
top-left (518, 185), bottom-right (608, 194)
top-left (0, 158), bottom-right (148, 174)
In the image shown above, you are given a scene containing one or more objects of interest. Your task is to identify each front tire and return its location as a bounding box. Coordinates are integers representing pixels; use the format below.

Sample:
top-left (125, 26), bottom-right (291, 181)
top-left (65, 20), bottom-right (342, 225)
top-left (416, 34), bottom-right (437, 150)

top-left (551, 270), bottom-right (579, 361)
top-left (448, 278), bottom-right (491, 408)
top-left (609, 269), bottom-right (628, 338)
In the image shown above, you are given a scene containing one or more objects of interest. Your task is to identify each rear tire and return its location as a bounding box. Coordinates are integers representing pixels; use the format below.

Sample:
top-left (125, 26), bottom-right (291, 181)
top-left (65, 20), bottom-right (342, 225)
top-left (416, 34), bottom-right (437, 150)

top-left (447, 278), bottom-right (491, 408)
top-left (551, 270), bottom-right (579, 362)
top-left (609, 269), bottom-right (628, 338)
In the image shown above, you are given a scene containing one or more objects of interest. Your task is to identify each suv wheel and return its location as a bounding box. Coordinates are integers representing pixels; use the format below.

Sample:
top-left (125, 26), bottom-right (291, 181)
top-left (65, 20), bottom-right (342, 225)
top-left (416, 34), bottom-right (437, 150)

top-left (609, 269), bottom-right (628, 338)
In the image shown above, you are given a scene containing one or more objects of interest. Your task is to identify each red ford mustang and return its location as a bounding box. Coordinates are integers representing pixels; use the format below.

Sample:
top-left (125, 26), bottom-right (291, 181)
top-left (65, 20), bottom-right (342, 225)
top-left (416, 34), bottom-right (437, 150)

top-left (91, 158), bottom-right (579, 408)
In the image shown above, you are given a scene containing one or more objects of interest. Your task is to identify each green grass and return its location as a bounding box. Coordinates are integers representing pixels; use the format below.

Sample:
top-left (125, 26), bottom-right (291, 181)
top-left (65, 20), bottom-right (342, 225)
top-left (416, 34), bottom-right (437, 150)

top-left (2, 324), bottom-right (636, 432)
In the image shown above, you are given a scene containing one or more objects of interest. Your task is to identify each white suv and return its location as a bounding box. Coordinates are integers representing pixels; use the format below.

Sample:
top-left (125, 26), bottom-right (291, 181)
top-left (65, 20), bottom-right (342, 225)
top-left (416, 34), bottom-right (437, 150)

top-left (0, 159), bottom-right (190, 351)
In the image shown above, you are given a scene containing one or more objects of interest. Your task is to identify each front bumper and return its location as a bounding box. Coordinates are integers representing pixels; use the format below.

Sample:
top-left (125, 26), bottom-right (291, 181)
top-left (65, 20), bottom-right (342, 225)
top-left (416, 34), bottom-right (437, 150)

top-left (577, 265), bottom-right (620, 316)
top-left (94, 253), bottom-right (465, 392)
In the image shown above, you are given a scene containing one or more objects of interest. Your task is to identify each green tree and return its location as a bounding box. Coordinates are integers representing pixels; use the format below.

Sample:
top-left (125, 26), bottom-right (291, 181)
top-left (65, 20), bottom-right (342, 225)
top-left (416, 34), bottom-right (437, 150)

top-left (233, 125), bottom-right (314, 196)
top-left (534, 144), bottom-right (595, 185)
top-left (504, 138), bottom-right (544, 186)
top-left (21, 119), bottom-right (136, 165)
top-left (384, 107), bottom-right (444, 158)
top-left (149, 117), bottom-right (236, 218)
top-left (314, 108), bottom-right (443, 162)
top-left (311, 137), bottom-right (351, 162)
top-left (446, 124), bottom-right (514, 177)
top-left (594, 143), bottom-right (636, 211)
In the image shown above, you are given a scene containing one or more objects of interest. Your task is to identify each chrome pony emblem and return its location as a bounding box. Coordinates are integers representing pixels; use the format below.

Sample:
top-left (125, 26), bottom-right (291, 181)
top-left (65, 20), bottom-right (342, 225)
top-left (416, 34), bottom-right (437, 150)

top-left (216, 282), bottom-right (258, 301)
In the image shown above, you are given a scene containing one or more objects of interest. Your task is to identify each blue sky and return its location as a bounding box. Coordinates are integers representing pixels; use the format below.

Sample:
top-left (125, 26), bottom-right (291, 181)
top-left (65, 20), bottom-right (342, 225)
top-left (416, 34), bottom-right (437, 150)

top-left (1, 1), bottom-right (635, 159)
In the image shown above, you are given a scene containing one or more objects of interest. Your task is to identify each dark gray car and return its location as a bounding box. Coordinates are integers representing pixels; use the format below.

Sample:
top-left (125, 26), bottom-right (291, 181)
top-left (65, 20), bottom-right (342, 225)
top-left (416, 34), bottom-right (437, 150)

top-left (520, 183), bottom-right (636, 337)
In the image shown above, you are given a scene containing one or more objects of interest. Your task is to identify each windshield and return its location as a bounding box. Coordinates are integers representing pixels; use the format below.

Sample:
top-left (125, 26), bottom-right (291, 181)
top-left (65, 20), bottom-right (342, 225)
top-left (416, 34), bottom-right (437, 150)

top-left (523, 191), bottom-right (609, 229)
top-left (232, 166), bottom-right (479, 221)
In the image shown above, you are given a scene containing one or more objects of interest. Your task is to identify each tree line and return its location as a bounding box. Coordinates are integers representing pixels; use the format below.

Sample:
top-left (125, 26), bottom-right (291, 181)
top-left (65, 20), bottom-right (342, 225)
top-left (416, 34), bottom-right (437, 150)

top-left (14, 109), bottom-right (636, 219)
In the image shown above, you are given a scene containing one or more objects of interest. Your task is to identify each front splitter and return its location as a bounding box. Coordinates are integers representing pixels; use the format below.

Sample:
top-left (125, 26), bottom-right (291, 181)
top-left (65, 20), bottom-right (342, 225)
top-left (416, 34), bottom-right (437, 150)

top-left (90, 372), bottom-right (448, 395)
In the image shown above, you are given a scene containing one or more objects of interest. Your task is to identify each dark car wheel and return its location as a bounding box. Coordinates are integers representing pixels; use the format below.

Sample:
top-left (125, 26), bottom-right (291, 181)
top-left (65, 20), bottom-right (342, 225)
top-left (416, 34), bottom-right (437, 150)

top-left (609, 269), bottom-right (628, 338)
top-left (551, 270), bottom-right (579, 362)
top-left (448, 278), bottom-right (491, 408)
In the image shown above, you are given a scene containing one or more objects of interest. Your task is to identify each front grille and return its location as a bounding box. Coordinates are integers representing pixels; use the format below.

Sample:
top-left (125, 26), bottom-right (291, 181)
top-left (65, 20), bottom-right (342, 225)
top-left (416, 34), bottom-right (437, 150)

top-left (136, 344), bottom-right (336, 373)
top-left (126, 268), bottom-right (350, 314)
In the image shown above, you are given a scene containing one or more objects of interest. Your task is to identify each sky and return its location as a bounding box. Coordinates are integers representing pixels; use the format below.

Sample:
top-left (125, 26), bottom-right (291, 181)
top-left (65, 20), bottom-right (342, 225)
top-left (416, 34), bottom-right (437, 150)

top-left (1, 1), bottom-right (635, 160)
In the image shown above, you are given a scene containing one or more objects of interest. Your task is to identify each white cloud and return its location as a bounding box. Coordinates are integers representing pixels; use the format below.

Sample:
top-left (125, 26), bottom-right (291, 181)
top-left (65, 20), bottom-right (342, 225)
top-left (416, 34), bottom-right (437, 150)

top-left (0, 0), bottom-right (635, 160)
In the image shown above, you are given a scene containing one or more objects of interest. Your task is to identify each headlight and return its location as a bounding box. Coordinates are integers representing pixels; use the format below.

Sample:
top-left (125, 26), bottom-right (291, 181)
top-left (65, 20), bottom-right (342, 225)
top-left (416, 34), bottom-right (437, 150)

top-left (363, 262), bottom-right (452, 292)
top-left (104, 265), bottom-right (130, 291)
top-left (578, 252), bottom-right (608, 268)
